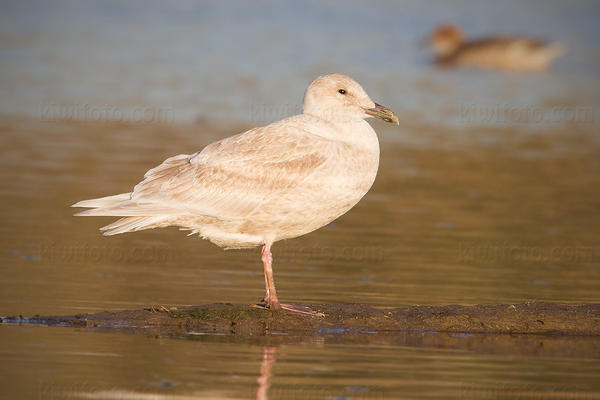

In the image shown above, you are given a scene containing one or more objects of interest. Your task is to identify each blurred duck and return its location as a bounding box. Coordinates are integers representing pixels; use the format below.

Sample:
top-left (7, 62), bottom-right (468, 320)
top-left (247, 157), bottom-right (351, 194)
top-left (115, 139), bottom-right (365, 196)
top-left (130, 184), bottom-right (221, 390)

top-left (427, 23), bottom-right (565, 71)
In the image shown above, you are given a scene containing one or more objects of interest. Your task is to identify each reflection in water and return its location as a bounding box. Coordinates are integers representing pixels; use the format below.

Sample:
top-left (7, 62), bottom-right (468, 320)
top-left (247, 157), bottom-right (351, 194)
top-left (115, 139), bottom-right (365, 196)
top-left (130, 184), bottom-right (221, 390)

top-left (256, 347), bottom-right (276, 400)
top-left (2, 324), bottom-right (600, 399)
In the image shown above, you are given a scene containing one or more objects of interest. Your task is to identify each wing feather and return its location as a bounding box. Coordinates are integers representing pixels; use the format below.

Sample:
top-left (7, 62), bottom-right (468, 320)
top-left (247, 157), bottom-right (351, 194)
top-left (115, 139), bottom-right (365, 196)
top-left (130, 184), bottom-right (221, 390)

top-left (128, 119), bottom-right (332, 220)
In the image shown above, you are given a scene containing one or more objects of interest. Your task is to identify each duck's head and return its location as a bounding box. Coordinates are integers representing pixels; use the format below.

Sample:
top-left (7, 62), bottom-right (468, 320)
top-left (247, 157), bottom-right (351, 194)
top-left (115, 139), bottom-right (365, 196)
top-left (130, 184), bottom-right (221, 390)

top-left (429, 23), bottom-right (464, 56)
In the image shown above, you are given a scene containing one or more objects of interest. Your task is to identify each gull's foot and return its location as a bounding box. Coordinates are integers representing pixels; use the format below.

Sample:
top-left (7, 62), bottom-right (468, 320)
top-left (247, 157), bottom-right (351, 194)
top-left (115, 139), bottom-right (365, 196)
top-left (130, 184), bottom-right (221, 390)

top-left (280, 303), bottom-right (323, 316)
top-left (253, 302), bottom-right (322, 316)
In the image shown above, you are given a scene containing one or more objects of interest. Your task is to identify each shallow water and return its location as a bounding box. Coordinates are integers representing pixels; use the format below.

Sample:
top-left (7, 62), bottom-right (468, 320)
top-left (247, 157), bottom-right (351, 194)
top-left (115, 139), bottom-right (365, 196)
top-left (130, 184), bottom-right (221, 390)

top-left (2, 324), bottom-right (600, 400)
top-left (1, 117), bottom-right (599, 316)
top-left (1, 1), bottom-right (600, 398)
top-left (1, 116), bottom-right (599, 398)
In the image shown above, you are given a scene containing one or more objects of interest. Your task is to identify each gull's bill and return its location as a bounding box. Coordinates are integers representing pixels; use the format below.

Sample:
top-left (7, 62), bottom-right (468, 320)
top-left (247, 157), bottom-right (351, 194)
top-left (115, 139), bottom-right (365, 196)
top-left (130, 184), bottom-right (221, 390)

top-left (364, 103), bottom-right (399, 125)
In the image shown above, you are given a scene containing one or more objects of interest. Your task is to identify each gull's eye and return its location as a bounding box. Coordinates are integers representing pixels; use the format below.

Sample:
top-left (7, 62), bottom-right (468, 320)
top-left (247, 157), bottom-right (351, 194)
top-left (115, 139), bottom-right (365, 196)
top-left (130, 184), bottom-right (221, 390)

top-left (338, 89), bottom-right (346, 95)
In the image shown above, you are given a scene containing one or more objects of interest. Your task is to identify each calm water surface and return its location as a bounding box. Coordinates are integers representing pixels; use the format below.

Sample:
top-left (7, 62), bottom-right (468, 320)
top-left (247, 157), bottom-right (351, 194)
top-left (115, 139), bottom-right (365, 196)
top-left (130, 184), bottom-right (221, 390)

top-left (1, 116), bottom-right (599, 398)
top-left (1, 118), bottom-right (599, 315)
top-left (1, 1), bottom-right (600, 398)
top-left (1, 0), bottom-right (600, 123)
top-left (2, 324), bottom-right (600, 400)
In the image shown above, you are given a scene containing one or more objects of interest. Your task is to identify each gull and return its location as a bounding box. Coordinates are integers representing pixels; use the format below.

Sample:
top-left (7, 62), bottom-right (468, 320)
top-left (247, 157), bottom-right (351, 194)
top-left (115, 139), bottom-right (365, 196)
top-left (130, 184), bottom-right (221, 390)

top-left (426, 23), bottom-right (565, 71)
top-left (72, 74), bottom-right (399, 314)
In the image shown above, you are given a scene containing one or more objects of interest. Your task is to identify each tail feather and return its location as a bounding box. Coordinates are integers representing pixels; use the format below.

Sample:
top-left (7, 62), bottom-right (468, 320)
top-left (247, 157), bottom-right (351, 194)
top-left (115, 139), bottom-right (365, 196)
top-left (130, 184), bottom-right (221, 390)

top-left (72, 193), bottom-right (131, 208)
top-left (100, 216), bottom-right (168, 236)
top-left (73, 192), bottom-right (174, 235)
top-left (74, 202), bottom-right (179, 217)
top-left (73, 192), bottom-right (181, 217)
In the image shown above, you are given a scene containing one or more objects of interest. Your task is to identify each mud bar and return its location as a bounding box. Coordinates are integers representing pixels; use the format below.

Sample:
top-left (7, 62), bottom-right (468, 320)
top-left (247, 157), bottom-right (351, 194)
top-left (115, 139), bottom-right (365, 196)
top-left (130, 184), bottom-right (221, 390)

top-left (2, 302), bottom-right (599, 337)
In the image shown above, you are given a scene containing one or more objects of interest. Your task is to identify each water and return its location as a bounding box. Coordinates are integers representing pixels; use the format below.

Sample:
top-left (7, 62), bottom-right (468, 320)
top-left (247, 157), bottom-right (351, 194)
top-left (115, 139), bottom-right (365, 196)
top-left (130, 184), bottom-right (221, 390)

top-left (2, 324), bottom-right (600, 400)
top-left (1, 1), bottom-right (600, 399)
top-left (2, 117), bottom-right (598, 316)
top-left (1, 115), bottom-right (599, 398)
top-left (1, 1), bottom-right (599, 124)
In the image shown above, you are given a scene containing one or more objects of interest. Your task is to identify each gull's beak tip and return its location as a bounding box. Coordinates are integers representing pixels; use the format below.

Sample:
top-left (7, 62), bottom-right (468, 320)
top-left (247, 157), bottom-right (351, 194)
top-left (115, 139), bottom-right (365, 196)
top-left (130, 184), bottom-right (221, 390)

top-left (365, 103), bottom-right (400, 126)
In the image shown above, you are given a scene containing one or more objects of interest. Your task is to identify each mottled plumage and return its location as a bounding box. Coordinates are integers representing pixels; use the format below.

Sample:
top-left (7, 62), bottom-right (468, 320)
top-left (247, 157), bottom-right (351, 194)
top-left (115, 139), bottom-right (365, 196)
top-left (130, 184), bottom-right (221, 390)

top-left (73, 74), bottom-right (398, 313)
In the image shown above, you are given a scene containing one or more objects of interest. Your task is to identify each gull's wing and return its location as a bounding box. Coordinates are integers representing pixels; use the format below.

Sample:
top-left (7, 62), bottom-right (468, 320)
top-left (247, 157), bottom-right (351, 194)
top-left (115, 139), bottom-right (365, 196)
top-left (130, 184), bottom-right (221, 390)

top-left (110, 118), bottom-right (333, 220)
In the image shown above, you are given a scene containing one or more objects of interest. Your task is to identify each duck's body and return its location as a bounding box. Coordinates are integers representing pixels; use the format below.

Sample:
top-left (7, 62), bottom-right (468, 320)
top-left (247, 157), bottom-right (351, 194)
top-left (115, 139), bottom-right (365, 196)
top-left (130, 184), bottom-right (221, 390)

top-left (429, 24), bottom-right (564, 71)
top-left (73, 74), bottom-right (398, 313)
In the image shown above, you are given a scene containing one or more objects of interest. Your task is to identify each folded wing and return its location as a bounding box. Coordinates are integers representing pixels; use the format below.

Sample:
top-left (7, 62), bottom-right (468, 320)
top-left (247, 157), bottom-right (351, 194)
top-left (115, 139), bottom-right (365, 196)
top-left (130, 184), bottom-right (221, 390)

top-left (73, 120), bottom-right (332, 235)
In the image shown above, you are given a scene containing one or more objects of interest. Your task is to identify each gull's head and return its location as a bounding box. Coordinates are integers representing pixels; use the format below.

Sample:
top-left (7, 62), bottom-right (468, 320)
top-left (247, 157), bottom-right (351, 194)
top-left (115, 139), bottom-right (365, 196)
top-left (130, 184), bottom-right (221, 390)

top-left (303, 74), bottom-right (399, 125)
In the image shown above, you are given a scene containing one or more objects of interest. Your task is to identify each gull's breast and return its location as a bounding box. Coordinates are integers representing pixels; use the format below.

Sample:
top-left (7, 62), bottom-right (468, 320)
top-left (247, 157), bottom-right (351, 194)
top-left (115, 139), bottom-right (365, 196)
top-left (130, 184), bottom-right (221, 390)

top-left (242, 120), bottom-right (381, 243)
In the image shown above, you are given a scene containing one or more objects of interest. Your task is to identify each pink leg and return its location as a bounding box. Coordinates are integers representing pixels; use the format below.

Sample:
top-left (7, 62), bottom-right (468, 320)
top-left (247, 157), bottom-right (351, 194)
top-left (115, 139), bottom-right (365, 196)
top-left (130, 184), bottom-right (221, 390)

top-left (260, 243), bottom-right (318, 316)
top-left (261, 243), bottom-right (281, 310)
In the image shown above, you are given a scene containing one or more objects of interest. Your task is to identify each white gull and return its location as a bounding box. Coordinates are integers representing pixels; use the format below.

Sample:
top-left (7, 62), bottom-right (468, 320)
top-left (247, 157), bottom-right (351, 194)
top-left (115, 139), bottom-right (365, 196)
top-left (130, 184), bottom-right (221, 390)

top-left (73, 73), bottom-right (399, 314)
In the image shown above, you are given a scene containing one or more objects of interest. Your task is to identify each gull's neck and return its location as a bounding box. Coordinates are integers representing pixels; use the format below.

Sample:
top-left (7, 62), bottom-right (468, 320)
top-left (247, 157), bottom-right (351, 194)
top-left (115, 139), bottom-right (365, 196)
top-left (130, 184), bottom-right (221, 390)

top-left (292, 113), bottom-right (379, 149)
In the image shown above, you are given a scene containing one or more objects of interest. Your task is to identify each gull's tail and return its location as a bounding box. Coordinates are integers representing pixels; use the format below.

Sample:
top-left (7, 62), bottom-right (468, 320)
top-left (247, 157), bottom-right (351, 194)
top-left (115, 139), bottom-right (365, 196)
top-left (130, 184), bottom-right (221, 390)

top-left (72, 193), bottom-right (131, 209)
top-left (72, 193), bottom-right (168, 235)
